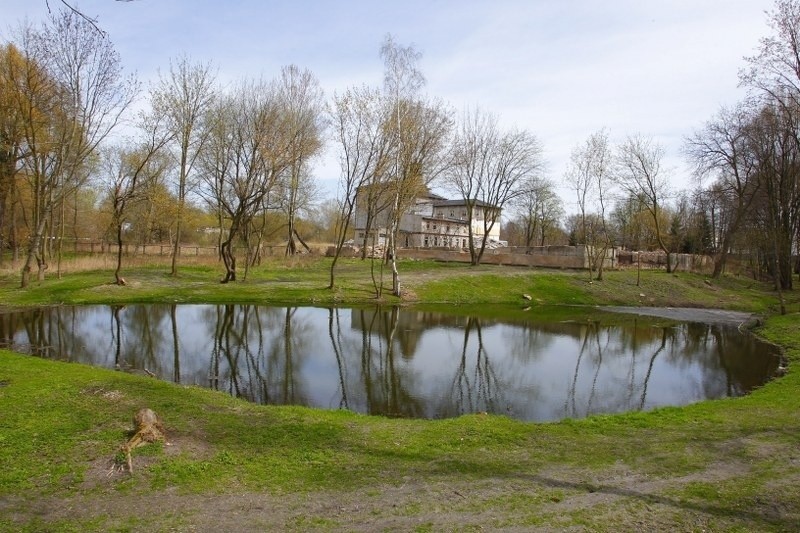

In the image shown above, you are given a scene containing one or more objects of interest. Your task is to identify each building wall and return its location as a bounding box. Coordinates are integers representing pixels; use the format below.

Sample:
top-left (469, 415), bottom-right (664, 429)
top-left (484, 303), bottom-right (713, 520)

top-left (352, 191), bottom-right (502, 249)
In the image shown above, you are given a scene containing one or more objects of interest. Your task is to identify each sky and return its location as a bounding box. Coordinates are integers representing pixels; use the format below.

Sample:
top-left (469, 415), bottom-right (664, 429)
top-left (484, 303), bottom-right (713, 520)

top-left (1, 0), bottom-right (777, 213)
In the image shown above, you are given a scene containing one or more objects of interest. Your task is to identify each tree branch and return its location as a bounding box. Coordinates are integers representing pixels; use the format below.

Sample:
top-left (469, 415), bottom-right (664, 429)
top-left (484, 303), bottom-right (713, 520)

top-left (45, 0), bottom-right (137, 36)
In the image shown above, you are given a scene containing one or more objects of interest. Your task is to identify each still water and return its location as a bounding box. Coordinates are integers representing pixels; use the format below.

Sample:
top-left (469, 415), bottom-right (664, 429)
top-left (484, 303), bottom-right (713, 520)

top-left (0, 304), bottom-right (780, 422)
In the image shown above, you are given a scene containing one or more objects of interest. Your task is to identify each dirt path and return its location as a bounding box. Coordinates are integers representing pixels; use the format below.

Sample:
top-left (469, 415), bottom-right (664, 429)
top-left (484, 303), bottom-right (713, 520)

top-left (6, 438), bottom-right (797, 532)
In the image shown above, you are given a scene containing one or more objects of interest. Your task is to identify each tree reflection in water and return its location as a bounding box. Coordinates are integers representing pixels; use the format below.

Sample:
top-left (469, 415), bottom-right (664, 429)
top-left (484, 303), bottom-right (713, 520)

top-left (440, 317), bottom-right (505, 418)
top-left (0, 305), bottom-right (782, 422)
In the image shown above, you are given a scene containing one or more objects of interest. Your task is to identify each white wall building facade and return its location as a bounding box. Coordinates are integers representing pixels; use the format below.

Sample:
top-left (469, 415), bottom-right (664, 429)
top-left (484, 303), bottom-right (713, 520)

top-left (353, 189), bottom-right (503, 250)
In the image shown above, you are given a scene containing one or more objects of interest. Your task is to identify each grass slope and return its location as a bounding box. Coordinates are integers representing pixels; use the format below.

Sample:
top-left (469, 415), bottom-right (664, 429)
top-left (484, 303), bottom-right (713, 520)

top-left (0, 257), bottom-right (798, 531)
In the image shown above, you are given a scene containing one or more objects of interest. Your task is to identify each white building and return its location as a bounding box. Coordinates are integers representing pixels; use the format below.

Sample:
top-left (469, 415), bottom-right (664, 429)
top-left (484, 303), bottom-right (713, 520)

top-left (353, 188), bottom-right (503, 250)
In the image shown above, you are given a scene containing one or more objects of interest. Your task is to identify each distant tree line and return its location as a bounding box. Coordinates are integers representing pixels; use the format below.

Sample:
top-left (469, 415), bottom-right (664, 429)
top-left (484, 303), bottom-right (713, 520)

top-left (1, 2), bottom-right (799, 304)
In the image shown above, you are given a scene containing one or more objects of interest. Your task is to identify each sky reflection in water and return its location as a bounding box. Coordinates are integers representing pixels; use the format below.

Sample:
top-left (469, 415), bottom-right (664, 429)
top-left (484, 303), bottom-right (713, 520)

top-left (0, 304), bottom-right (781, 422)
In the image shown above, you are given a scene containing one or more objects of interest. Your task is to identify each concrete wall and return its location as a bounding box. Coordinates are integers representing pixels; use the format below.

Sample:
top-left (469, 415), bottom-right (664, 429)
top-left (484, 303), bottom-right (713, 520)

top-left (398, 245), bottom-right (594, 268)
top-left (326, 245), bottom-right (714, 273)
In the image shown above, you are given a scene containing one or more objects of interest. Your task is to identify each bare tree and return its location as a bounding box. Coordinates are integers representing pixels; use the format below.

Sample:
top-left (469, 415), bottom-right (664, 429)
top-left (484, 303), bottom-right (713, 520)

top-left (446, 107), bottom-right (496, 263)
top-left (567, 136), bottom-right (594, 270)
top-left (447, 107), bottom-right (543, 265)
top-left (102, 114), bottom-right (172, 285)
top-left (328, 85), bottom-right (393, 289)
top-left (739, 0), bottom-right (800, 301)
top-left (14, 10), bottom-right (136, 287)
top-left (198, 79), bottom-right (297, 283)
top-left (512, 175), bottom-right (563, 248)
top-left (567, 129), bottom-right (614, 280)
top-left (741, 0), bottom-right (800, 110)
top-left (746, 103), bottom-right (800, 306)
top-left (614, 134), bottom-right (673, 272)
top-left (380, 34), bottom-right (425, 296)
top-left (590, 130), bottom-right (615, 280)
top-left (150, 55), bottom-right (217, 276)
top-left (685, 105), bottom-right (760, 278)
top-left (274, 65), bottom-right (325, 256)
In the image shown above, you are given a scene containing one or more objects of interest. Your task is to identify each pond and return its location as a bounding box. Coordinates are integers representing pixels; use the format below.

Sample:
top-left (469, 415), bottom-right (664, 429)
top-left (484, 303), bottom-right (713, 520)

top-left (0, 304), bottom-right (781, 422)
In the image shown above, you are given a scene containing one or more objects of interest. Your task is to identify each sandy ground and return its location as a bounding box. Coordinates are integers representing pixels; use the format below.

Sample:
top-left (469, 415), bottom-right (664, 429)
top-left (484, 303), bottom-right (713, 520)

top-left (606, 306), bottom-right (760, 327)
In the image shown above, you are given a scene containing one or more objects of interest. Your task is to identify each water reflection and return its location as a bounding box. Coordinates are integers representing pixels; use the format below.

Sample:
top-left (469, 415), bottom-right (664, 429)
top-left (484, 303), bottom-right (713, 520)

top-left (0, 305), bottom-right (780, 422)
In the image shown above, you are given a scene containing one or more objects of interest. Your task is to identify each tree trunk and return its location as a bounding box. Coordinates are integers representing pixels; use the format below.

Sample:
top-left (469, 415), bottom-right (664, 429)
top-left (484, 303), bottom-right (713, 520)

top-left (328, 203), bottom-right (354, 290)
top-left (360, 210), bottom-right (374, 260)
top-left (293, 228), bottom-right (311, 252)
top-left (170, 304), bottom-right (181, 383)
top-left (220, 237), bottom-right (236, 283)
top-left (220, 216), bottom-right (242, 284)
top-left (114, 223), bottom-right (125, 285)
top-left (20, 212), bottom-right (50, 288)
top-left (286, 214), bottom-right (297, 256)
top-left (171, 219), bottom-right (182, 276)
top-left (390, 230), bottom-right (400, 297)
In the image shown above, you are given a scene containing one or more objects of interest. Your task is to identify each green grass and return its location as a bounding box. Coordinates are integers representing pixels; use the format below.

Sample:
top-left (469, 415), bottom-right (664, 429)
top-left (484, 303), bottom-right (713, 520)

top-left (1, 255), bottom-right (787, 311)
top-left (0, 256), bottom-right (798, 530)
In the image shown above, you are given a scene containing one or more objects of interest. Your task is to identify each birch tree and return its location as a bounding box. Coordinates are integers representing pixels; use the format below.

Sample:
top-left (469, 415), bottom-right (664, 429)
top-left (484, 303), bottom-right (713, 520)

top-left (380, 34), bottom-right (425, 296)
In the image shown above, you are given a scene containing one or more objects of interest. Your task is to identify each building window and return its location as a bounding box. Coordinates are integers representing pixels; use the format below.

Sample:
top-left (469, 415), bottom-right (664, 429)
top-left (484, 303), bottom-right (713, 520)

top-left (424, 237), bottom-right (429, 247)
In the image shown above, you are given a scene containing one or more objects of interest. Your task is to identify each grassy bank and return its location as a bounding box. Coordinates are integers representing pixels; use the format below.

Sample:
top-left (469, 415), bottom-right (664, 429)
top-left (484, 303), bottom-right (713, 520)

top-left (0, 257), bottom-right (798, 531)
top-left (0, 255), bottom-right (786, 311)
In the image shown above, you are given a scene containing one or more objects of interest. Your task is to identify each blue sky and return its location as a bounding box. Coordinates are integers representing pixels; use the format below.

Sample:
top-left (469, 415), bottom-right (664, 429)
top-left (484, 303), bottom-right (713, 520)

top-left (2, 0), bottom-right (775, 210)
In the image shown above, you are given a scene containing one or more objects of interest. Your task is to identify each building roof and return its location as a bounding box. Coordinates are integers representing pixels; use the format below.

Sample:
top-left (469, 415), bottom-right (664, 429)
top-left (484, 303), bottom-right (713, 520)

top-left (422, 216), bottom-right (470, 224)
top-left (416, 190), bottom-right (447, 201)
top-left (433, 199), bottom-right (498, 209)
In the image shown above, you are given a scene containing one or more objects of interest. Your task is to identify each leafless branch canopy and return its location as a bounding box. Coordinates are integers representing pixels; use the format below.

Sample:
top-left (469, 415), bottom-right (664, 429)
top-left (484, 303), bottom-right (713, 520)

top-left (45, 0), bottom-right (136, 36)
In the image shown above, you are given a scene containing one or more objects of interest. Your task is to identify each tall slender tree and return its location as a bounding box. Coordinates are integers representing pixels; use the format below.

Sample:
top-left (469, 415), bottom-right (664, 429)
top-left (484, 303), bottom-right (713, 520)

top-left (566, 129), bottom-right (614, 280)
top-left (150, 55), bottom-right (217, 276)
top-left (380, 34), bottom-right (425, 296)
top-left (328, 85), bottom-right (393, 289)
top-left (274, 65), bottom-right (325, 256)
